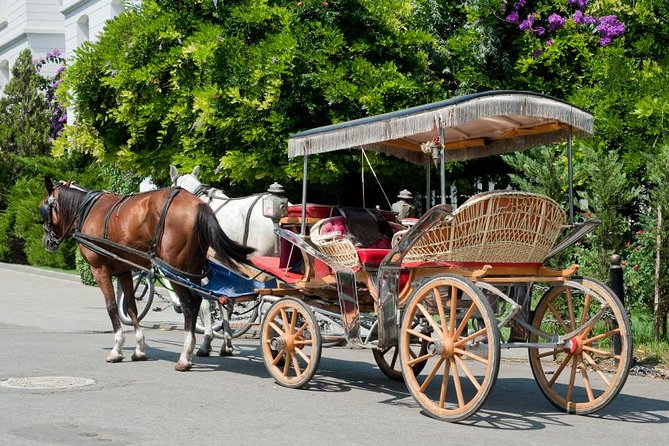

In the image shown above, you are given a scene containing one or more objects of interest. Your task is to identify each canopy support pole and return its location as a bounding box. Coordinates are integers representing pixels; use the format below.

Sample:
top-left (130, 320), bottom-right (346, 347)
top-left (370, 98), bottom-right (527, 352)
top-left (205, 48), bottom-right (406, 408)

top-left (300, 153), bottom-right (308, 235)
top-left (425, 160), bottom-right (431, 213)
top-left (439, 124), bottom-right (446, 205)
top-left (568, 126), bottom-right (574, 225)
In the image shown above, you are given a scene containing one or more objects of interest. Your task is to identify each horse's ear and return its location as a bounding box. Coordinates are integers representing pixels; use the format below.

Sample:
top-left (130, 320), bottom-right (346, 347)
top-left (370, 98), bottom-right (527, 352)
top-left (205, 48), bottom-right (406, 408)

top-left (192, 166), bottom-right (200, 178)
top-left (169, 165), bottom-right (179, 182)
top-left (44, 177), bottom-right (54, 193)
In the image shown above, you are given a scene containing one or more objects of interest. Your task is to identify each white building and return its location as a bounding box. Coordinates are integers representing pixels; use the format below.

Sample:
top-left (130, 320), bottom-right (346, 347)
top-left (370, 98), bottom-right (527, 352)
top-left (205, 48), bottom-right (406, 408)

top-left (0, 0), bottom-right (122, 90)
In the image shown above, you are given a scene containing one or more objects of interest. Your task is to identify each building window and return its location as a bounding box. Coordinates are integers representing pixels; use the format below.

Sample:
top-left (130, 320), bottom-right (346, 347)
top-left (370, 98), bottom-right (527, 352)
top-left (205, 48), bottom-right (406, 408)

top-left (77, 15), bottom-right (89, 45)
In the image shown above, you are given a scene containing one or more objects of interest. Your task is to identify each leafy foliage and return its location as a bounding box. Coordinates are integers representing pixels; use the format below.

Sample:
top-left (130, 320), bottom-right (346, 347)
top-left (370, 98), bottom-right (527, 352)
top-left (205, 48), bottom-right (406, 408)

top-left (58, 0), bottom-right (444, 199)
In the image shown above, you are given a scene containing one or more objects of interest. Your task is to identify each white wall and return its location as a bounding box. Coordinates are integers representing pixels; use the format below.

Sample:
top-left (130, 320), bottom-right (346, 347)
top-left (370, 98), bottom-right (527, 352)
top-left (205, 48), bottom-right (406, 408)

top-left (0, 0), bottom-right (65, 91)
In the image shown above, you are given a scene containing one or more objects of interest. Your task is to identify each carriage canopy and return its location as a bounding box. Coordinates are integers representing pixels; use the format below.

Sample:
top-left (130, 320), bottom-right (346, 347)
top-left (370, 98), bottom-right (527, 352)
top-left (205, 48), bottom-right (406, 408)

top-left (288, 90), bottom-right (594, 164)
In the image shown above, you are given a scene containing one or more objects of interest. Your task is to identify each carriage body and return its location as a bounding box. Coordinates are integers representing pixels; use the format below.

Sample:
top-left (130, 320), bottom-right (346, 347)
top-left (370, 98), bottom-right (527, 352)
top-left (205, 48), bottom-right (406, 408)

top-left (251, 90), bottom-right (632, 421)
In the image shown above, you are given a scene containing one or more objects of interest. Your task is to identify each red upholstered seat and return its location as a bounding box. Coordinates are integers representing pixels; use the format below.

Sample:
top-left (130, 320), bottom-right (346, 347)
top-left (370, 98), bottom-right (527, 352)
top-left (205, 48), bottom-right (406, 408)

top-left (356, 248), bottom-right (390, 266)
top-left (287, 204), bottom-right (334, 219)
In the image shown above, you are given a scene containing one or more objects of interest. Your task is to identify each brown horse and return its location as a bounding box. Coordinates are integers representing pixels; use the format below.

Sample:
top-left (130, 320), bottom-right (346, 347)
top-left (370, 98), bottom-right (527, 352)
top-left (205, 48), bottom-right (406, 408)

top-left (40, 178), bottom-right (253, 371)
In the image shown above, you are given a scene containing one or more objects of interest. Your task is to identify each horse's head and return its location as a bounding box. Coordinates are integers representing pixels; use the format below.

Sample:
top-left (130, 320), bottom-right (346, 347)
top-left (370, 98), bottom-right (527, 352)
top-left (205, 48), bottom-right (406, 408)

top-left (40, 178), bottom-right (84, 252)
top-left (169, 165), bottom-right (206, 196)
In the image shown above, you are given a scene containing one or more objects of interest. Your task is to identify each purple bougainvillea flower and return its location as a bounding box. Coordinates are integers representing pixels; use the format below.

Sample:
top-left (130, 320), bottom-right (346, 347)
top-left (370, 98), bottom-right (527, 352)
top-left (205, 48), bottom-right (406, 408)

top-left (600, 36), bottom-right (612, 46)
top-left (519, 13), bottom-right (536, 32)
top-left (573, 10), bottom-right (584, 25)
top-left (569, 0), bottom-right (588, 9)
top-left (533, 49), bottom-right (543, 59)
top-left (597, 15), bottom-right (626, 38)
top-left (514, 0), bottom-right (526, 9)
top-left (546, 39), bottom-right (554, 46)
top-left (534, 26), bottom-right (546, 37)
top-left (506, 11), bottom-right (520, 24)
top-left (584, 14), bottom-right (596, 25)
top-left (548, 13), bottom-right (566, 31)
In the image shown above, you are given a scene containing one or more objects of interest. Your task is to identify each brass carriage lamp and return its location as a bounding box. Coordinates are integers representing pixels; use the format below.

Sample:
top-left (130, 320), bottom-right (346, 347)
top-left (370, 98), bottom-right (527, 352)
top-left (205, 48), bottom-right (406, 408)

top-left (263, 182), bottom-right (289, 254)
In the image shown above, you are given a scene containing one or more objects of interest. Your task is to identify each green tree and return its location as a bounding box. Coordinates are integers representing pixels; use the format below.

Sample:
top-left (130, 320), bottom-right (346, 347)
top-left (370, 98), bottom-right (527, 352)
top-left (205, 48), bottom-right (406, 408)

top-left (0, 49), bottom-right (51, 157)
top-left (57, 0), bottom-right (443, 199)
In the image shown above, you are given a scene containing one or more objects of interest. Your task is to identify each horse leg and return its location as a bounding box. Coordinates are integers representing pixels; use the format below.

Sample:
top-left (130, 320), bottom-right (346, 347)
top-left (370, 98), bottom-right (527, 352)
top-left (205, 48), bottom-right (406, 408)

top-left (91, 267), bottom-right (125, 363)
top-left (218, 302), bottom-right (234, 357)
top-left (117, 272), bottom-right (148, 361)
top-left (196, 299), bottom-right (213, 357)
top-left (174, 286), bottom-right (201, 371)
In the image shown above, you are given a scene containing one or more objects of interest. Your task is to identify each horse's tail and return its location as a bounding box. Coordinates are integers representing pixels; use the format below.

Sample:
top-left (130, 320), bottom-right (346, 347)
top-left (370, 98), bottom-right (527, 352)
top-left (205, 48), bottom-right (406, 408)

top-left (195, 203), bottom-right (254, 266)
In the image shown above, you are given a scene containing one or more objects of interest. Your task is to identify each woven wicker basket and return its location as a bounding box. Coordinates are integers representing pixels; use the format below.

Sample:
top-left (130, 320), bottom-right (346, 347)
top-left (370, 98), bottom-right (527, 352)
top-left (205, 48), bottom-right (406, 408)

top-left (403, 191), bottom-right (566, 264)
top-left (310, 218), bottom-right (361, 269)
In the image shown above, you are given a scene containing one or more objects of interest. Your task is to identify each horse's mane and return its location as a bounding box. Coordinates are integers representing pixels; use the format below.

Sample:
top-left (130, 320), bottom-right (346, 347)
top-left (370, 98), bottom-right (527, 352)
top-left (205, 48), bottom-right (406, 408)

top-left (56, 184), bottom-right (89, 220)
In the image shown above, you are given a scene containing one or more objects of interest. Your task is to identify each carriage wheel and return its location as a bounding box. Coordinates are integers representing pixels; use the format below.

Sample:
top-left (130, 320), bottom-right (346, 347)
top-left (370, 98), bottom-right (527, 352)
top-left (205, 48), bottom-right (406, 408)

top-left (400, 274), bottom-right (500, 422)
top-left (116, 271), bottom-right (154, 326)
top-left (529, 278), bottom-right (632, 414)
top-left (261, 297), bottom-right (322, 389)
top-left (372, 319), bottom-right (428, 381)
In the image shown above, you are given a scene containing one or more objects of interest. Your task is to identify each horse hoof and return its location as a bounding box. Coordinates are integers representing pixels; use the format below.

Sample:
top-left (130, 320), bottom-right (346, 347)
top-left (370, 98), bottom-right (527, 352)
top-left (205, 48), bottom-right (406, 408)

top-left (105, 354), bottom-right (123, 363)
top-left (219, 349), bottom-right (234, 357)
top-left (131, 352), bottom-right (148, 361)
top-left (175, 361), bottom-right (192, 372)
top-left (195, 348), bottom-right (211, 357)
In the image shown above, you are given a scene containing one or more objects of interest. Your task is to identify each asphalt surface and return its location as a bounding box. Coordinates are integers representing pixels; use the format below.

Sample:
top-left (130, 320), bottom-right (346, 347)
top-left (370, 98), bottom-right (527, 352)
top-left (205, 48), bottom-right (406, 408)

top-left (1, 262), bottom-right (668, 445)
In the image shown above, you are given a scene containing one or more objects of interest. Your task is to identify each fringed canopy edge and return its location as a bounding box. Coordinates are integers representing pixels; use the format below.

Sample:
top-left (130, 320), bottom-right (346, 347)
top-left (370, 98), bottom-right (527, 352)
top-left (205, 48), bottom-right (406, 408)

top-left (287, 90), bottom-right (594, 164)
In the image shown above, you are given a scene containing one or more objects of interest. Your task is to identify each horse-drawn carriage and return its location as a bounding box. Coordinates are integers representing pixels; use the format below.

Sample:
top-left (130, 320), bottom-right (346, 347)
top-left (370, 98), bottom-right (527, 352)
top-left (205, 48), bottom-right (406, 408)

top-left (41, 90), bottom-right (631, 422)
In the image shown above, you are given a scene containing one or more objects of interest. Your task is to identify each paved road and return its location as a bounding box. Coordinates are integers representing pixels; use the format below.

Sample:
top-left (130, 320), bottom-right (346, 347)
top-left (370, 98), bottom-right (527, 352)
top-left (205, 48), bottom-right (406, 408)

top-left (1, 262), bottom-right (668, 445)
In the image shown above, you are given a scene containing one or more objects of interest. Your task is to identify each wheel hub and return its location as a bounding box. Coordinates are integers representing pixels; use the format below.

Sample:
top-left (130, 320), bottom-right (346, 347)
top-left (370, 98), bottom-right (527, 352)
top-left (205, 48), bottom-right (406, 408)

top-left (270, 337), bottom-right (286, 351)
top-left (565, 337), bottom-right (582, 355)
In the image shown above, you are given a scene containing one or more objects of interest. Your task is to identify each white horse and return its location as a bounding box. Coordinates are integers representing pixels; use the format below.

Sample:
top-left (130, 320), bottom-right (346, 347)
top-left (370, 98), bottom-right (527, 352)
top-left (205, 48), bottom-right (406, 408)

top-left (170, 165), bottom-right (277, 357)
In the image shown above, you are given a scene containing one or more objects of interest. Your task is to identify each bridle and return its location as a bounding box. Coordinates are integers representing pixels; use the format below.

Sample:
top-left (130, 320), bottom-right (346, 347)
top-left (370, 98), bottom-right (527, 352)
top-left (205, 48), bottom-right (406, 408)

top-left (39, 184), bottom-right (80, 252)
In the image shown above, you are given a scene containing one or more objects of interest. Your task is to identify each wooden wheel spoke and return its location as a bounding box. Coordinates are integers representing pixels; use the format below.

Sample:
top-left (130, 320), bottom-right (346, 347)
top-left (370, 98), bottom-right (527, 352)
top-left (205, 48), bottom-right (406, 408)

top-left (408, 352), bottom-right (432, 367)
top-left (289, 309), bottom-right (298, 332)
top-left (293, 321), bottom-right (308, 338)
top-left (454, 303), bottom-right (477, 340)
top-left (279, 308), bottom-right (289, 331)
top-left (388, 348), bottom-right (399, 369)
top-left (449, 285), bottom-right (458, 335)
top-left (294, 346), bottom-right (310, 363)
top-left (272, 351), bottom-right (285, 366)
top-left (548, 302), bottom-right (570, 333)
top-left (419, 357), bottom-right (445, 393)
top-left (407, 327), bottom-right (435, 344)
top-left (454, 347), bottom-right (489, 365)
top-left (268, 321), bottom-right (285, 336)
top-left (566, 288), bottom-right (576, 330)
top-left (582, 345), bottom-right (620, 360)
top-left (439, 358), bottom-right (450, 408)
top-left (580, 294), bottom-right (591, 326)
top-left (548, 352), bottom-right (573, 386)
top-left (582, 351), bottom-right (612, 386)
top-left (282, 352), bottom-right (291, 375)
top-left (433, 288), bottom-right (447, 332)
top-left (452, 360), bottom-right (465, 408)
top-left (566, 355), bottom-right (578, 403)
top-left (454, 355), bottom-right (482, 391)
top-left (417, 303), bottom-right (444, 338)
top-left (578, 357), bottom-right (595, 402)
top-left (291, 352), bottom-right (302, 377)
top-left (582, 327), bottom-right (620, 345)
top-left (456, 327), bottom-right (487, 347)
top-left (293, 338), bottom-right (312, 346)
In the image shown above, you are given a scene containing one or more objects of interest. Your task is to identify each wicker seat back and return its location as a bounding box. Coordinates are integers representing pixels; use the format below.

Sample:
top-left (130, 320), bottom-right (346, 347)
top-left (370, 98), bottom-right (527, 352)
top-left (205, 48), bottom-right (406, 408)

top-left (403, 191), bottom-right (566, 264)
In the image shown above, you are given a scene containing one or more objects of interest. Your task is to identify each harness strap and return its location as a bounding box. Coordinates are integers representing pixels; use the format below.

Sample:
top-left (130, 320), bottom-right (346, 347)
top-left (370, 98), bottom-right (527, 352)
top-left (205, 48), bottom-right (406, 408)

top-left (150, 187), bottom-right (182, 256)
